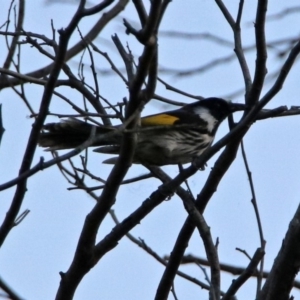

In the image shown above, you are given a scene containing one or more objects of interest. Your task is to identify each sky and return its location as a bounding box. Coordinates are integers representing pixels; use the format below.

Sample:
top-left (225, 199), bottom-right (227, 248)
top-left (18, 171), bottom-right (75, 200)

top-left (1, 1), bottom-right (300, 300)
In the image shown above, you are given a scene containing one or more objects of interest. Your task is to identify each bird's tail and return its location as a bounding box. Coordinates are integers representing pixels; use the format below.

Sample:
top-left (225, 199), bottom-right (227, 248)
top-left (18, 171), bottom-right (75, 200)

top-left (38, 119), bottom-right (118, 150)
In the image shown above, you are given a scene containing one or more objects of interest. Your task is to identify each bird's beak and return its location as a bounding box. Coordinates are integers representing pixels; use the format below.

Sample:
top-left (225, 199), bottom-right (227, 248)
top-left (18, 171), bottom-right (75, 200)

top-left (229, 102), bottom-right (246, 112)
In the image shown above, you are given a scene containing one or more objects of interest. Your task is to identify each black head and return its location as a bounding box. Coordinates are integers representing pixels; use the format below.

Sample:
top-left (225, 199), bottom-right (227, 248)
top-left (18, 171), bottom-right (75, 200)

top-left (186, 97), bottom-right (245, 121)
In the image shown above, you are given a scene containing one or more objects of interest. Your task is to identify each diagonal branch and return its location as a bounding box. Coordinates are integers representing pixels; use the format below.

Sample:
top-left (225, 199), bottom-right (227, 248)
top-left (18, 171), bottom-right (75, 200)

top-left (154, 37), bottom-right (300, 300)
top-left (0, 0), bottom-right (111, 248)
top-left (182, 198), bottom-right (220, 300)
top-left (259, 204), bottom-right (300, 300)
top-left (54, 1), bottom-right (162, 298)
top-left (222, 248), bottom-right (265, 300)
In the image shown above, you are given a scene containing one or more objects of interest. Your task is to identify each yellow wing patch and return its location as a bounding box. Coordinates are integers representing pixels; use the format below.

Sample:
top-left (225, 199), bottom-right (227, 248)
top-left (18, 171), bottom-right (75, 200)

top-left (141, 114), bottom-right (179, 126)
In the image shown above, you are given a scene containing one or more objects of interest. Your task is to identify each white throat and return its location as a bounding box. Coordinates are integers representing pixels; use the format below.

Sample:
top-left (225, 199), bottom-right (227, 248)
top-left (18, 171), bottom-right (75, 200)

top-left (194, 107), bottom-right (218, 132)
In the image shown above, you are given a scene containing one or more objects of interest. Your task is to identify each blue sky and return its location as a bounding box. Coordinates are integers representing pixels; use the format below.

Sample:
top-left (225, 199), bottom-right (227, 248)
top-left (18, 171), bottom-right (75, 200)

top-left (1, 1), bottom-right (300, 299)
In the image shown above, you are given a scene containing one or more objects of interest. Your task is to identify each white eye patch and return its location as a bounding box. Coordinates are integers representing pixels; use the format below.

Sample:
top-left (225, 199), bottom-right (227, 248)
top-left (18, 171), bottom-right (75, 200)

top-left (193, 107), bottom-right (218, 132)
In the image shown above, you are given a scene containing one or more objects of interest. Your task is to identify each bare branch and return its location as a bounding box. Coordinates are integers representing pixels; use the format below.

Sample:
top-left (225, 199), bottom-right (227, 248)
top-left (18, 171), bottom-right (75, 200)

top-left (0, 126), bottom-right (97, 192)
top-left (109, 210), bottom-right (214, 291)
top-left (0, 0), bottom-right (101, 246)
top-left (0, 275), bottom-right (24, 300)
top-left (1, 0), bottom-right (24, 72)
top-left (259, 204), bottom-right (300, 300)
top-left (180, 254), bottom-right (300, 289)
top-left (247, 0), bottom-right (268, 105)
top-left (0, 0), bottom-right (129, 89)
top-left (240, 140), bottom-right (265, 295)
top-left (182, 198), bottom-right (220, 300)
top-left (222, 248), bottom-right (265, 300)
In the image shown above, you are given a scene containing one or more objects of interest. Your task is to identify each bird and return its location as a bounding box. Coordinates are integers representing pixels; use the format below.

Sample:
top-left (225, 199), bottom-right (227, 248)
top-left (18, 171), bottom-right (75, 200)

top-left (38, 97), bottom-right (245, 166)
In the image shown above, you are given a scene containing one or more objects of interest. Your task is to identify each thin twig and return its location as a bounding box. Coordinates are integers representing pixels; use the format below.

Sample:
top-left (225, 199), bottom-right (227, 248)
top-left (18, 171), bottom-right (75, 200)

top-left (222, 248), bottom-right (265, 300)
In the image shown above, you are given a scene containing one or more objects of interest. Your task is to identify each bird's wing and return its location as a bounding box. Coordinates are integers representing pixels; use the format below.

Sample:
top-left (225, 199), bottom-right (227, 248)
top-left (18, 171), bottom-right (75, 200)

top-left (141, 113), bottom-right (180, 126)
top-left (141, 110), bottom-right (206, 127)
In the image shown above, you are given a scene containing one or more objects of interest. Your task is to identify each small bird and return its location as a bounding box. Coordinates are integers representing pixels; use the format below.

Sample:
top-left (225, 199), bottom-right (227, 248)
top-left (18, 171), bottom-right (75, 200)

top-left (38, 97), bottom-right (245, 165)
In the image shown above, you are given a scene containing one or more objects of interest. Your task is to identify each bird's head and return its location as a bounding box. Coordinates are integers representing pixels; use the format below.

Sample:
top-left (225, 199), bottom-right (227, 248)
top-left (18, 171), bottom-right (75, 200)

top-left (187, 97), bottom-right (245, 121)
top-left (182, 97), bottom-right (245, 133)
